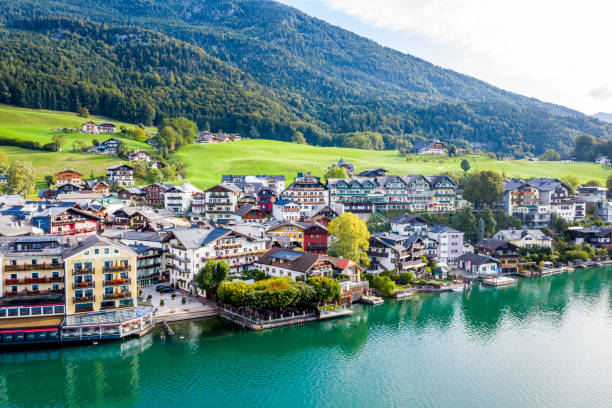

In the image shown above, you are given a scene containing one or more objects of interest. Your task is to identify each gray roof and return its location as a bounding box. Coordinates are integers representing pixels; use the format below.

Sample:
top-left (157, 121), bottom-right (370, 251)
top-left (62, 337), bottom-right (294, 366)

top-left (456, 253), bottom-right (497, 266)
top-left (62, 234), bottom-right (136, 259)
top-left (428, 224), bottom-right (461, 234)
top-left (389, 213), bottom-right (426, 225)
top-left (494, 229), bottom-right (551, 241)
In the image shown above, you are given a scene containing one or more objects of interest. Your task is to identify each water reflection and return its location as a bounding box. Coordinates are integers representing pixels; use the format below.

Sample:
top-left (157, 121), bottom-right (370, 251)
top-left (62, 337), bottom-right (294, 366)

top-left (1, 268), bottom-right (612, 408)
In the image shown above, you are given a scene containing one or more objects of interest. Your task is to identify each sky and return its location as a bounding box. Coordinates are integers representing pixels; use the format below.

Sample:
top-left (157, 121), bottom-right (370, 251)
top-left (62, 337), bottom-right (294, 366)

top-left (279, 0), bottom-right (611, 115)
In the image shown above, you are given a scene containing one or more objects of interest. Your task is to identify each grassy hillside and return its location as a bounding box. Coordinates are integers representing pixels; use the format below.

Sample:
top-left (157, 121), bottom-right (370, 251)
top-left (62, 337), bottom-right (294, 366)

top-left (0, 104), bottom-right (154, 151)
top-left (174, 140), bottom-right (612, 189)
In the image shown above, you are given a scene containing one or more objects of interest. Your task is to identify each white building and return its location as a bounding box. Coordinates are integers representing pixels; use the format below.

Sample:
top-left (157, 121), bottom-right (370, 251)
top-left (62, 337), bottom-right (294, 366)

top-left (203, 184), bottom-right (242, 224)
top-left (426, 225), bottom-right (464, 264)
top-left (272, 199), bottom-right (301, 222)
top-left (162, 228), bottom-right (268, 293)
top-left (164, 182), bottom-right (202, 214)
top-left (106, 164), bottom-right (134, 187)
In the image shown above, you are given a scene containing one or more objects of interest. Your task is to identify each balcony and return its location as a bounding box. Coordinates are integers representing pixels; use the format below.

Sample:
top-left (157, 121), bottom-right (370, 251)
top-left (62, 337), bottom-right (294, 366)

top-left (4, 262), bottom-right (64, 272)
top-left (103, 265), bottom-right (130, 272)
top-left (73, 267), bottom-right (93, 275)
top-left (73, 295), bottom-right (95, 303)
top-left (4, 289), bottom-right (64, 297)
top-left (103, 292), bottom-right (131, 300)
top-left (74, 281), bottom-right (95, 288)
top-left (104, 278), bottom-right (131, 286)
top-left (4, 277), bottom-right (64, 284)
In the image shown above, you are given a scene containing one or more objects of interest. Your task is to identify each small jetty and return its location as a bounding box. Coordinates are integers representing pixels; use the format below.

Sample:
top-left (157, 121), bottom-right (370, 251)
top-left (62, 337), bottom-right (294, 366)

top-left (162, 321), bottom-right (174, 336)
top-left (482, 276), bottom-right (517, 287)
top-left (361, 294), bottom-right (384, 305)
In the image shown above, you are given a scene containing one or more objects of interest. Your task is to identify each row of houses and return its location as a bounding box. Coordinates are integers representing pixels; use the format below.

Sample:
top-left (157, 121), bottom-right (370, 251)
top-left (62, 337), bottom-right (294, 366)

top-left (196, 131), bottom-right (241, 143)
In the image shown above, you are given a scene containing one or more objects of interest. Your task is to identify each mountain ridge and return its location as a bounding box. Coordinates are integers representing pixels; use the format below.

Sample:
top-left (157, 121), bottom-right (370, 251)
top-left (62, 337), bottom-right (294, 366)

top-left (0, 0), bottom-right (610, 155)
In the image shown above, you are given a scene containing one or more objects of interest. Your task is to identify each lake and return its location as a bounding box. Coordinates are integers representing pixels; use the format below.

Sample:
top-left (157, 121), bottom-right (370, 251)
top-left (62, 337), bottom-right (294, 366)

top-left (3, 268), bottom-right (612, 407)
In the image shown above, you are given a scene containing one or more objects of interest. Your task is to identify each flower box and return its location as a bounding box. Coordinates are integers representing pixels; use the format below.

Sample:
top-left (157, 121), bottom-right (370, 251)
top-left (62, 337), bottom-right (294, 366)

top-left (4, 279), bottom-right (19, 284)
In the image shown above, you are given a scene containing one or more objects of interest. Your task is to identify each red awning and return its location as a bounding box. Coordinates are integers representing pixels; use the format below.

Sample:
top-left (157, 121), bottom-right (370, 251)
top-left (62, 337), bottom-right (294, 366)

top-left (24, 328), bottom-right (58, 333)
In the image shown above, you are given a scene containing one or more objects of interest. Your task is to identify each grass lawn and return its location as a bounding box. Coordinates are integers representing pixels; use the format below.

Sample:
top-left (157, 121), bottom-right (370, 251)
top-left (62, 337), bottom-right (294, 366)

top-left (174, 139), bottom-right (612, 189)
top-left (318, 304), bottom-right (342, 312)
top-left (0, 104), bottom-right (154, 152)
top-left (0, 146), bottom-right (124, 184)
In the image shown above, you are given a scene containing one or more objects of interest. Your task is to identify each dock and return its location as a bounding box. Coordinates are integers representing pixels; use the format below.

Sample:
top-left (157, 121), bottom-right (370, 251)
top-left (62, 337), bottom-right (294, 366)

top-left (482, 276), bottom-right (517, 286)
top-left (360, 295), bottom-right (384, 305)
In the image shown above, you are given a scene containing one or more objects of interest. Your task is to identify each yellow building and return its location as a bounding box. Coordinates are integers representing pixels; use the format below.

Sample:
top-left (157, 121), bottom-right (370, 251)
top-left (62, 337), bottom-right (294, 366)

top-left (265, 221), bottom-right (307, 251)
top-left (63, 236), bottom-right (138, 315)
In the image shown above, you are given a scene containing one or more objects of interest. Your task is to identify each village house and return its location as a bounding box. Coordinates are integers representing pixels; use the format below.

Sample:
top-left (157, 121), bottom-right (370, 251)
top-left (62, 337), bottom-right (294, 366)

top-left (456, 253), bottom-right (499, 276)
top-left (389, 214), bottom-right (429, 236)
top-left (197, 130), bottom-right (217, 143)
top-left (55, 169), bottom-right (84, 186)
top-left (150, 161), bottom-right (166, 170)
top-left (256, 187), bottom-right (277, 213)
top-left (253, 248), bottom-right (335, 281)
top-left (280, 172), bottom-right (328, 215)
top-left (129, 244), bottom-right (163, 287)
top-left (83, 180), bottom-right (111, 195)
top-left (302, 222), bottom-right (329, 254)
top-left (411, 140), bottom-right (447, 155)
top-left (128, 150), bottom-right (151, 162)
top-left (203, 184), bottom-right (242, 223)
top-left (493, 229), bottom-right (552, 248)
top-left (426, 225), bottom-right (464, 264)
top-left (595, 156), bottom-right (611, 166)
top-left (303, 205), bottom-right (340, 227)
top-left (141, 183), bottom-right (170, 207)
top-left (89, 138), bottom-right (121, 155)
top-left (162, 228), bottom-right (268, 292)
top-left (117, 188), bottom-right (145, 205)
top-left (164, 182), bottom-right (202, 214)
top-left (31, 207), bottom-right (101, 236)
top-left (367, 233), bottom-right (426, 274)
top-left (265, 221), bottom-right (311, 250)
top-left (568, 226), bottom-right (612, 249)
top-left (81, 121), bottom-right (117, 134)
top-left (271, 199), bottom-right (301, 222)
top-left (234, 204), bottom-right (268, 224)
top-left (475, 239), bottom-right (521, 275)
top-left (107, 164), bottom-right (134, 187)
top-left (56, 183), bottom-right (83, 195)
top-left (222, 175), bottom-right (286, 195)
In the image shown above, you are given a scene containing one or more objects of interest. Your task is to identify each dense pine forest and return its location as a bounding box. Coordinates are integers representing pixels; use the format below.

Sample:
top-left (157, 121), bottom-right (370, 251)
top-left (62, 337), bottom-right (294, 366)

top-left (0, 0), bottom-right (611, 154)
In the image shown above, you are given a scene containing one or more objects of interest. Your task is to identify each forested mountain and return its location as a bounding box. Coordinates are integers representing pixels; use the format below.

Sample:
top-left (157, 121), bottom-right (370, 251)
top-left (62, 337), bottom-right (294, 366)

top-left (593, 113), bottom-right (612, 124)
top-left (0, 0), bottom-right (611, 155)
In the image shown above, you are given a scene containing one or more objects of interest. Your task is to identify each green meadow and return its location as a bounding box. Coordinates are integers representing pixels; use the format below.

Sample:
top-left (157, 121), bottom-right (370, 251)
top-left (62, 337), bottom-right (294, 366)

top-left (0, 105), bottom-right (609, 190)
top-left (0, 104), bottom-right (154, 152)
top-left (173, 139), bottom-right (611, 189)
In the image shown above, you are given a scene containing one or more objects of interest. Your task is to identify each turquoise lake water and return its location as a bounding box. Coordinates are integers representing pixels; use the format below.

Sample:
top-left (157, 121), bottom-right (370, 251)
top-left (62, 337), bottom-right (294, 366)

top-left (3, 268), bottom-right (612, 407)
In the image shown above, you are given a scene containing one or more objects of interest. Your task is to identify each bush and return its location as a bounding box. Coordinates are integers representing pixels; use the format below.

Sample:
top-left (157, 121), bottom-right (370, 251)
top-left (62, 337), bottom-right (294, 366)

top-left (181, 297), bottom-right (186, 305)
top-left (171, 293), bottom-right (176, 300)
top-left (159, 299), bottom-right (165, 307)
top-left (398, 271), bottom-right (415, 285)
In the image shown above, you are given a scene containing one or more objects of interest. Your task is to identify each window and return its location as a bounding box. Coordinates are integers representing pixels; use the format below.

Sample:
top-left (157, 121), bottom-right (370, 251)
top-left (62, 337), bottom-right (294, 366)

top-left (52, 283), bottom-right (60, 291)
top-left (10, 286), bottom-right (17, 292)
top-left (31, 284), bottom-right (39, 291)
top-left (52, 271), bottom-right (59, 278)
top-left (94, 249), bottom-right (100, 255)
top-left (104, 248), bottom-right (109, 254)
top-left (10, 273), bottom-right (17, 280)
top-left (84, 250), bottom-right (90, 256)
top-left (32, 272), bottom-right (39, 278)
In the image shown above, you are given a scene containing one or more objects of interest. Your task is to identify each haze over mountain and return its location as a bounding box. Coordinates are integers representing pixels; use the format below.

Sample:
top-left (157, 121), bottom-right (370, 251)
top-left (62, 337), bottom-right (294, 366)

top-left (593, 113), bottom-right (612, 124)
top-left (0, 0), bottom-right (610, 155)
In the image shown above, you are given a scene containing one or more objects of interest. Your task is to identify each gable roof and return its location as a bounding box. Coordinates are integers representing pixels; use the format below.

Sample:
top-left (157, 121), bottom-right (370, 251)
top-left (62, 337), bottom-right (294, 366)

top-left (494, 229), bottom-right (552, 241)
top-left (389, 213), bottom-right (427, 225)
top-left (456, 253), bottom-right (497, 266)
top-left (256, 247), bottom-right (322, 273)
top-left (63, 235), bottom-right (136, 259)
top-left (412, 140), bottom-right (445, 152)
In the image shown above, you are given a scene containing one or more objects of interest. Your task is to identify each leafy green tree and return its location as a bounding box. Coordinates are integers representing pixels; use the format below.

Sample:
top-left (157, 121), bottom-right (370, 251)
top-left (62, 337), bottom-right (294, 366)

top-left (328, 213), bottom-right (370, 266)
top-left (291, 131), bottom-right (307, 145)
top-left (460, 159), bottom-right (470, 173)
top-left (195, 260), bottom-right (230, 297)
top-left (538, 149), bottom-right (560, 161)
top-left (146, 168), bottom-right (164, 183)
top-left (448, 145), bottom-right (456, 156)
top-left (6, 161), bottom-right (34, 196)
top-left (132, 161), bottom-right (147, 179)
top-left (561, 174), bottom-right (579, 192)
top-left (584, 179), bottom-right (601, 187)
top-left (306, 276), bottom-right (341, 303)
top-left (52, 134), bottom-right (66, 152)
top-left (607, 174), bottom-right (612, 191)
top-left (398, 271), bottom-right (415, 285)
top-left (161, 165), bottom-right (176, 181)
top-left (462, 170), bottom-right (503, 208)
top-left (324, 166), bottom-right (347, 181)
top-left (44, 175), bottom-right (55, 187)
top-left (77, 107), bottom-right (89, 118)
top-left (217, 281), bottom-right (250, 306)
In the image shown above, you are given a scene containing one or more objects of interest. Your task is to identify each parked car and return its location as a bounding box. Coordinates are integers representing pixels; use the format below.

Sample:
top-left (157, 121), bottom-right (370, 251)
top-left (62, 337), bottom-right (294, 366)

top-left (159, 287), bottom-right (175, 294)
top-left (155, 285), bottom-right (170, 292)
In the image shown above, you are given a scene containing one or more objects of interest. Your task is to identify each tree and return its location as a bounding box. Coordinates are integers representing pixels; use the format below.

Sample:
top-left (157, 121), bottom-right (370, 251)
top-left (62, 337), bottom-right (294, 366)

top-left (328, 213), bottom-right (370, 266)
top-left (306, 276), bottom-right (341, 303)
top-left (607, 174), bottom-right (612, 191)
top-left (217, 281), bottom-right (250, 307)
top-left (460, 159), bottom-right (470, 173)
top-left (561, 174), bottom-right (579, 192)
top-left (291, 131), bottom-right (307, 145)
top-left (195, 260), bottom-right (230, 297)
top-left (44, 175), bottom-right (55, 187)
top-left (538, 149), bottom-right (560, 161)
top-left (52, 134), bottom-right (66, 152)
top-left (324, 166), bottom-right (347, 181)
top-left (585, 179), bottom-right (601, 187)
top-left (448, 145), bottom-right (457, 157)
top-left (146, 168), bottom-right (164, 183)
top-left (462, 170), bottom-right (503, 208)
top-left (77, 107), bottom-right (89, 118)
top-left (72, 140), bottom-right (88, 152)
top-left (6, 161), bottom-right (34, 196)
top-left (161, 165), bottom-right (176, 182)
top-left (132, 161), bottom-right (147, 179)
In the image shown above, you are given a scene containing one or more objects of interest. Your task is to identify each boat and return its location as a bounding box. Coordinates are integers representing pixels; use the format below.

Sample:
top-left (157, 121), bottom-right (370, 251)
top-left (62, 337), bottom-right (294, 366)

top-left (482, 276), bottom-right (517, 287)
